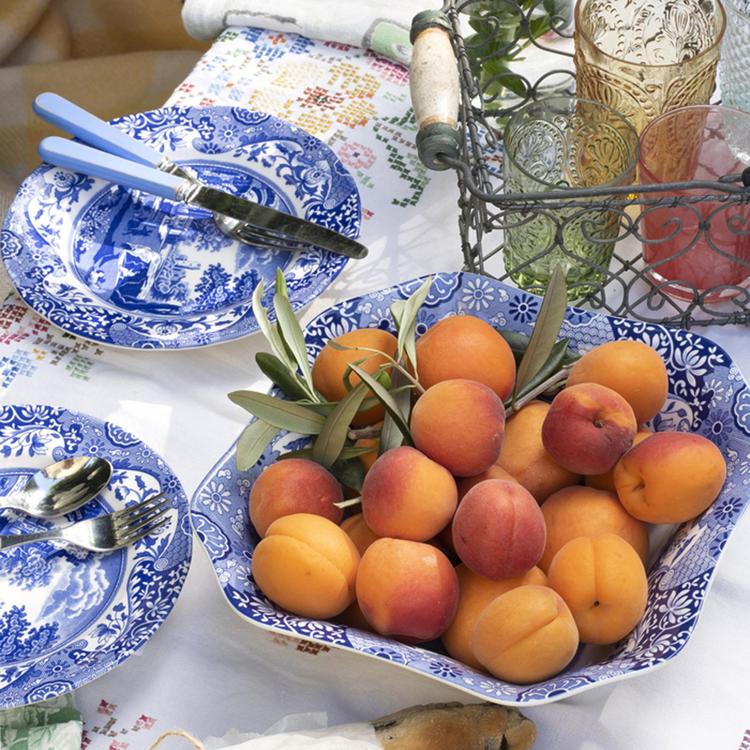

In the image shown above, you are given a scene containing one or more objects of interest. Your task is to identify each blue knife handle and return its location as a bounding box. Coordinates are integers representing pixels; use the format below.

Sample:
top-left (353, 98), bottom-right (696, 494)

top-left (39, 137), bottom-right (184, 200)
top-left (34, 92), bottom-right (164, 168)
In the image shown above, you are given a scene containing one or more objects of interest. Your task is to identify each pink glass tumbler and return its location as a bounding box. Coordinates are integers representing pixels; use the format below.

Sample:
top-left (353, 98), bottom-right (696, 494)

top-left (639, 105), bottom-right (750, 302)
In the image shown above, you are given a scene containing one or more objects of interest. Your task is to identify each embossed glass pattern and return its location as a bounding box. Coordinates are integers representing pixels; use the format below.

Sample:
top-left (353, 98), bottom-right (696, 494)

top-left (639, 105), bottom-right (750, 302)
top-left (719, 0), bottom-right (750, 113)
top-left (502, 96), bottom-right (638, 297)
top-left (574, 0), bottom-right (726, 134)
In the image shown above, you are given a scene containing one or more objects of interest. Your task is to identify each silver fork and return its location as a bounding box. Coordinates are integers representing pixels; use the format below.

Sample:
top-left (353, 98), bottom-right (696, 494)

top-left (0, 492), bottom-right (171, 553)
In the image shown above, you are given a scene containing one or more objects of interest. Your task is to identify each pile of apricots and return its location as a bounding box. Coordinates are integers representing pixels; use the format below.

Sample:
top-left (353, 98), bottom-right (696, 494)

top-left (248, 315), bottom-right (727, 684)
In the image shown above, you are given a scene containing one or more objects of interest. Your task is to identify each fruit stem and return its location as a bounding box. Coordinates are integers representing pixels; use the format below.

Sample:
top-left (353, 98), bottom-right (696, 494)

top-left (509, 364), bottom-right (573, 413)
top-left (348, 425), bottom-right (382, 440)
top-left (334, 496), bottom-right (362, 509)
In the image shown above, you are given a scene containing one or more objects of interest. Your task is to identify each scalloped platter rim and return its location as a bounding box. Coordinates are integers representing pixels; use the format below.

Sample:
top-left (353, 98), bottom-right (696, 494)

top-left (190, 271), bottom-right (750, 705)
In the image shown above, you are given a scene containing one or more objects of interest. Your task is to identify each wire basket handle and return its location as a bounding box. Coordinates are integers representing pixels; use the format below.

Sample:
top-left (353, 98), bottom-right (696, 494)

top-left (410, 10), bottom-right (461, 171)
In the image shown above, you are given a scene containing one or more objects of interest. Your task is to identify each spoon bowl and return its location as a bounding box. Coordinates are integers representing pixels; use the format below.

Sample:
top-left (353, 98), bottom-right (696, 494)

top-left (0, 456), bottom-right (113, 519)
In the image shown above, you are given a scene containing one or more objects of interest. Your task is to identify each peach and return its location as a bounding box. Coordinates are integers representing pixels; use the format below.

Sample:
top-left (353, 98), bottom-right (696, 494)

top-left (542, 383), bottom-right (637, 475)
top-left (312, 328), bottom-right (398, 426)
top-left (341, 512), bottom-right (380, 556)
top-left (567, 340), bottom-right (669, 424)
top-left (361, 446), bottom-right (457, 541)
top-left (252, 513), bottom-right (360, 619)
top-left (614, 431), bottom-right (727, 523)
top-left (497, 400), bottom-right (581, 502)
top-left (547, 534), bottom-right (648, 645)
top-left (414, 315), bottom-right (516, 399)
top-left (471, 585), bottom-right (579, 683)
top-left (539, 486), bottom-right (649, 571)
top-left (442, 565), bottom-right (547, 669)
top-left (411, 379), bottom-right (506, 477)
top-left (249, 458), bottom-right (343, 537)
top-left (457, 464), bottom-right (517, 501)
top-left (585, 429), bottom-right (652, 493)
top-left (356, 538), bottom-right (459, 642)
top-left (452, 479), bottom-right (546, 579)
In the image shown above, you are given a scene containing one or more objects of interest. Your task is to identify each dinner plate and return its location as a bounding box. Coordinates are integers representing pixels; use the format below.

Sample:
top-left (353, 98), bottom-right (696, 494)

top-left (191, 271), bottom-right (750, 705)
top-left (0, 106), bottom-right (361, 349)
top-left (0, 404), bottom-right (191, 708)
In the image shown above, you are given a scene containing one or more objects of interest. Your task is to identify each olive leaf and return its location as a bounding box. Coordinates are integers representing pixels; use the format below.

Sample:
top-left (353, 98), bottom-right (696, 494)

top-left (512, 263), bottom-right (568, 403)
top-left (255, 352), bottom-right (313, 402)
top-left (252, 281), bottom-right (296, 374)
top-left (236, 419), bottom-right (280, 471)
top-left (329, 457), bottom-right (366, 493)
top-left (506, 338), bottom-right (570, 408)
top-left (379, 369), bottom-right (411, 454)
top-left (348, 363), bottom-right (411, 441)
top-left (312, 381), bottom-right (369, 467)
top-left (392, 276), bottom-right (433, 373)
top-left (272, 269), bottom-right (316, 397)
top-left (280, 445), bottom-right (376, 461)
top-left (228, 390), bottom-right (326, 434)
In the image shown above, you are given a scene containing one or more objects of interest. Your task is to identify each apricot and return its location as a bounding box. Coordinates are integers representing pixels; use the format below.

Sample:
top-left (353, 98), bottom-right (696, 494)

top-left (411, 379), bottom-right (506, 477)
top-left (311, 328), bottom-right (398, 426)
top-left (585, 429), bottom-right (652, 493)
top-left (249, 458), bottom-right (343, 537)
top-left (614, 431), bottom-right (727, 523)
top-left (361, 446), bottom-right (457, 541)
top-left (471, 585), bottom-right (579, 683)
top-left (252, 513), bottom-right (360, 619)
top-left (355, 436), bottom-right (379, 474)
top-left (567, 340), bottom-right (669, 424)
top-left (547, 534), bottom-right (648, 645)
top-left (542, 383), bottom-right (637, 475)
top-left (414, 315), bottom-right (516, 399)
top-left (539, 486), bottom-right (649, 572)
top-left (341, 512), bottom-right (379, 556)
top-left (443, 565), bottom-right (547, 669)
top-left (457, 464), bottom-right (517, 501)
top-left (452, 479), bottom-right (546, 579)
top-left (356, 538), bottom-right (459, 642)
top-left (497, 400), bottom-right (581, 502)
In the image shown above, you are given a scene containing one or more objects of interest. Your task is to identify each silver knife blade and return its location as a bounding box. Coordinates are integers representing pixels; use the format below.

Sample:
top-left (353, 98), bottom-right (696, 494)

top-left (176, 181), bottom-right (368, 259)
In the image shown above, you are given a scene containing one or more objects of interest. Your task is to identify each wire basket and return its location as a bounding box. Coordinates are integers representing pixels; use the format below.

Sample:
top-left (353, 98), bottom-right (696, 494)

top-left (410, 1), bottom-right (750, 327)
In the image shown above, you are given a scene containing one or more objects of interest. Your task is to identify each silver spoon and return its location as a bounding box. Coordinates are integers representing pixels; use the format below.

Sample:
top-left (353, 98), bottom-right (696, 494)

top-left (0, 457), bottom-right (113, 519)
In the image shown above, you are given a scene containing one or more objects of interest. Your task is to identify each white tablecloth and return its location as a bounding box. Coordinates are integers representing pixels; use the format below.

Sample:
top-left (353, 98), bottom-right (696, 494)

top-left (2, 26), bottom-right (749, 750)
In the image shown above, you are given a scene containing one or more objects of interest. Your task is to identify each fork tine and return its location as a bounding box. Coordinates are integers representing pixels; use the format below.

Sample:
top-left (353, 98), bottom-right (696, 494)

top-left (119, 506), bottom-right (171, 539)
top-left (113, 496), bottom-right (170, 529)
top-left (110, 492), bottom-right (166, 522)
top-left (117, 514), bottom-right (171, 547)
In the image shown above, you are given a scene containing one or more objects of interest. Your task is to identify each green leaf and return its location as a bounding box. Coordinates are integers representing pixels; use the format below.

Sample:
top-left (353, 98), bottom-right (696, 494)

top-left (348, 364), bottom-right (412, 440)
top-left (280, 445), bottom-right (376, 461)
top-left (506, 339), bottom-right (570, 407)
top-left (228, 390), bottom-right (326, 434)
top-left (513, 263), bottom-right (568, 402)
top-left (252, 281), bottom-right (297, 374)
top-left (273, 270), bottom-right (316, 396)
top-left (313, 381), bottom-right (369, 467)
top-left (329, 457), bottom-right (366, 492)
top-left (235, 419), bottom-right (280, 471)
top-left (394, 277), bottom-right (433, 373)
top-left (255, 352), bottom-right (313, 401)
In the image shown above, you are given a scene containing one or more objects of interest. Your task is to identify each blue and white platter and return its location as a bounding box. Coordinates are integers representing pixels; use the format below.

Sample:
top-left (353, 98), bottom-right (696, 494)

top-left (191, 271), bottom-right (750, 705)
top-left (0, 404), bottom-right (191, 708)
top-left (0, 106), bottom-right (361, 349)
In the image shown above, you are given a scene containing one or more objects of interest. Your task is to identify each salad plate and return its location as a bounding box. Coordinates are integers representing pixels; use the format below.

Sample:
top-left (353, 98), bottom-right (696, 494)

top-left (0, 106), bottom-right (361, 349)
top-left (0, 404), bottom-right (191, 708)
top-left (191, 271), bottom-right (750, 705)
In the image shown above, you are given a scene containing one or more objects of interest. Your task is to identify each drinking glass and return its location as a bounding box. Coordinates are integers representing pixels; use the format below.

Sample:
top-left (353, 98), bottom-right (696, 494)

top-left (639, 105), bottom-right (750, 302)
top-left (502, 96), bottom-right (638, 297)
top-left (719, 0), bottom-right (750, 113)
top-left (574, 0), bottom-right (726, 134)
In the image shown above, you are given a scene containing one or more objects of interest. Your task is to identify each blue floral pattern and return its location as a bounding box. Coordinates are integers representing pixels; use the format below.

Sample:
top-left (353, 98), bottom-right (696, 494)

top-left (0, 405), bottom-right (191, 709)
top-left (191, 272), bottom-right (750, 705)
top-left (1, 106), bottom-right (361, 349)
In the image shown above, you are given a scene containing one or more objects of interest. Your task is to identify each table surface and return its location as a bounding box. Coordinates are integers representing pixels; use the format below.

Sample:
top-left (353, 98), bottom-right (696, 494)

top-left (2, 26), bottom-right (750, 750)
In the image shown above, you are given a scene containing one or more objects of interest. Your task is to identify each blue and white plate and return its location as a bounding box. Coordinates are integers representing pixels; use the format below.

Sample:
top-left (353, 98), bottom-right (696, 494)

top-left (0, 404), bottom-right (191, 708)
top-left (191, 272), bottom-right (750, 705)
top-left (0, 106), bottom-right (361, 349)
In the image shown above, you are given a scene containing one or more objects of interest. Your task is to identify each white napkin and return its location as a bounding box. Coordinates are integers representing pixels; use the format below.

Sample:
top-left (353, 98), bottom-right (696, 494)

top-left (181, 0), bottom-right (441, 64)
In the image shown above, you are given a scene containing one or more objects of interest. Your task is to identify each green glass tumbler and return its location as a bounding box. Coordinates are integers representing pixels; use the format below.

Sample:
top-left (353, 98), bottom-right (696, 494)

top-left (502, 96), bottom-right (638, 298)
